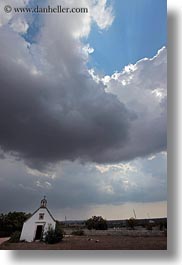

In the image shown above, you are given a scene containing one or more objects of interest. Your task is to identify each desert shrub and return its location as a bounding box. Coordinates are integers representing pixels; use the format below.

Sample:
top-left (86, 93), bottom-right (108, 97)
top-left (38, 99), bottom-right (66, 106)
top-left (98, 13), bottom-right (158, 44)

top-left (8, 231), bottom-right (21, 243)
top-left (55, 224), bottom-right (64, 241)
top-left (146, 223), bottom-right (153, 231)
top-left (71, 230), bottom-right (85, 236)
top-left (44, 224), bottom-right (64, 244)
top-left (85, 216), bottom-right (108, 230)
top-left (127, 218), bottom-right (136, 230)
top-left (159, 221), bottom-right (165, 231)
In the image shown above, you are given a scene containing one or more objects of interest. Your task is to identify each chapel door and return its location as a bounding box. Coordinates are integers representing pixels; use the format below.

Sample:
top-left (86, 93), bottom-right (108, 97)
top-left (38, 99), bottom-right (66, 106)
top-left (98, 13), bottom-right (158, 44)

top-left (34, 225), bottom-right (43, 240)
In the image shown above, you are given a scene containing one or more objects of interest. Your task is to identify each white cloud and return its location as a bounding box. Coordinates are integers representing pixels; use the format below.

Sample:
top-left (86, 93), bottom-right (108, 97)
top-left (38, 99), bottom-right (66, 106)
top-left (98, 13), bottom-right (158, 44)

top-left (95, 162), bottom-right (137, 174)
top-left (35, 180), bottom-right (52, 189)
top-left (83, 43), bottom-right (94, 54)
top-left (90, 0), bottom-right (114, 30)
top-left (44, 0), bottom-right (114, 40)
top-left (88, 69), bottom-right (101, 83)
top-left (90, 47), bottom-right (167, 161)
top-left (151, 88), bottom-right (166, 101)
top-left (148, 155), bottom-right (156, 161)
top-left (0, 0), bottom-right (114, 38)
top-left (0, 0), bottom-right (29, 28)
top-left (10, 17), bottom-right (29, 33)
top-left (26, 167), bottom-right (54, 179)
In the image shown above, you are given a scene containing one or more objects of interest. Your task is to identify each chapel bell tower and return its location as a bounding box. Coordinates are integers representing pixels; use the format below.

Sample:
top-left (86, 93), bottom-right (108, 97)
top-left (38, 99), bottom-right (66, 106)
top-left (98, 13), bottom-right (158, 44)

top-left (40, 196), bottom-right (47, 208)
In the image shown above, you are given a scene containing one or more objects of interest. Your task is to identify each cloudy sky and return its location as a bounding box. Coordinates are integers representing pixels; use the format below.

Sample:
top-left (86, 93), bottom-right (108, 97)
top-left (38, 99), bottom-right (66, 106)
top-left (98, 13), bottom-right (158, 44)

top-left (0, 0), bottom-right (167, 220)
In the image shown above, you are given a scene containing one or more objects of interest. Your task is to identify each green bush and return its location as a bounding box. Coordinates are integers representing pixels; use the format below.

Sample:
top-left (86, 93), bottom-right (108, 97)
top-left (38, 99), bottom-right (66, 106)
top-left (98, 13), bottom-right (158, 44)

top-left (159, 221), bottom-right (164, 231)
top-left (44, 224), bottom-right (64, 244)
top-left (127, 218), bottom-right (136, 230)
top-left (85, 216), bottom-right (108, 230)
top-left (71, 230), bottom-right (85, 236)
top-left (0, 212), bottom-right (31, 236)
top-left (8, 231), bottom-right (21, 243)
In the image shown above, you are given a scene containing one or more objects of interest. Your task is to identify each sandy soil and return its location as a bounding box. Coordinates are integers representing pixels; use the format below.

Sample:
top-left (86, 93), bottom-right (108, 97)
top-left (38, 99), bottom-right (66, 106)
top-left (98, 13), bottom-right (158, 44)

top-left (0, 235), bottom-right (167, 250)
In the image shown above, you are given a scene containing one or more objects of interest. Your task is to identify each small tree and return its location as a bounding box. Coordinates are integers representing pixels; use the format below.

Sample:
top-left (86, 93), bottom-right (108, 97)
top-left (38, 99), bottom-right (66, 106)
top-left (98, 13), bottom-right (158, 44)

top-left (0, 212), bottom-right (31, 236)
top-left (127, 217), bottom-right (136, 230)
top-left (85, 216), bottom-right (108, 230)
top-left (44, 223), bottom-right (64, 244)
top-left (8, 231), bottom-right (21, 243)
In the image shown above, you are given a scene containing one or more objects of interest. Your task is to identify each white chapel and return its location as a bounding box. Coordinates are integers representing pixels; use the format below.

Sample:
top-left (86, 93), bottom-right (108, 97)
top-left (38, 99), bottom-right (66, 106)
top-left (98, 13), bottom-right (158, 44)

top-left (20, 196), bottom-right (56, 242)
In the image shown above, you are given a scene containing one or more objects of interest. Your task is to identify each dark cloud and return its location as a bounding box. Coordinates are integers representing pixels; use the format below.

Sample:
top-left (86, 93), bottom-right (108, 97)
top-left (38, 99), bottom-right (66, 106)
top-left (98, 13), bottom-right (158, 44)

top-left (0, 153), bottom-right (167, 214)
top-left (0, 18), bottom-right (166, 170)
top-left (0, 29), bottom-right (133, 169)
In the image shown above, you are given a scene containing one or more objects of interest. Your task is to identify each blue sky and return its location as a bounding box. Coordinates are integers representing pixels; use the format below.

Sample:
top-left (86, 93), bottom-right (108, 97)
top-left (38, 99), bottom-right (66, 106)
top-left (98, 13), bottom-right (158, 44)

top-left (87, 0), bottom-right (167, 75)
top-left (24, 0), bottom-right (167, 73)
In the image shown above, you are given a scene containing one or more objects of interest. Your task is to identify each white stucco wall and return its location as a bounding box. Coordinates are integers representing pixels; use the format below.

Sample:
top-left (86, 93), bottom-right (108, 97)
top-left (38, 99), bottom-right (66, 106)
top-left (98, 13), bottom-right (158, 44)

top-left (20, 208), bottom-right (56, 242)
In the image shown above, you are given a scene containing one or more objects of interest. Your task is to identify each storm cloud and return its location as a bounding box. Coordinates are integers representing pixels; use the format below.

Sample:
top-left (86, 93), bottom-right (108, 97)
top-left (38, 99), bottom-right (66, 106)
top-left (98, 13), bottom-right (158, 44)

top-left (0, 29), bottom-right (132, 169)
top-left (0, 153), bottom-right (167, 214)
top-left (0, 0), bottom-right (166, 170)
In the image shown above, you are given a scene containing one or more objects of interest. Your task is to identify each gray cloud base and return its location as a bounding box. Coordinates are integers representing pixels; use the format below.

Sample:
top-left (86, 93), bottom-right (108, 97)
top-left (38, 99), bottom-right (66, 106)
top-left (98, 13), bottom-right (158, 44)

top-left (0, 153), bottom-right (166, 213)
top-left (0, 27), bottom-right (166, 169)
top-left (0, 28), bottom-right (132, 169)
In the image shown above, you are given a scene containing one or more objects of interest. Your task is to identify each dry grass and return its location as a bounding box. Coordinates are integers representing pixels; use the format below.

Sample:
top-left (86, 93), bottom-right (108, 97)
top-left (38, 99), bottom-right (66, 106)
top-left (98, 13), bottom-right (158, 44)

top-left (0, 235), bottom-right (167, 250)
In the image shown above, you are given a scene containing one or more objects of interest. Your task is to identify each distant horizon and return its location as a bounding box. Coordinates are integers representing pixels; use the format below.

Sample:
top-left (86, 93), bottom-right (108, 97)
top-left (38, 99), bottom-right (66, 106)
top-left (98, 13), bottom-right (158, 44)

top-left (0, 200), bottom-right (167, 222)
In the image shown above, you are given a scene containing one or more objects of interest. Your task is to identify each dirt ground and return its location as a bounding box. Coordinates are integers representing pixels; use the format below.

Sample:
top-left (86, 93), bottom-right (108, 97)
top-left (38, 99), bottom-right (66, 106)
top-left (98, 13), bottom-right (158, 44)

top-left (0, 235), bottom-right (167, 250)
top-left (0, 237), bottom-right (10, 245)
